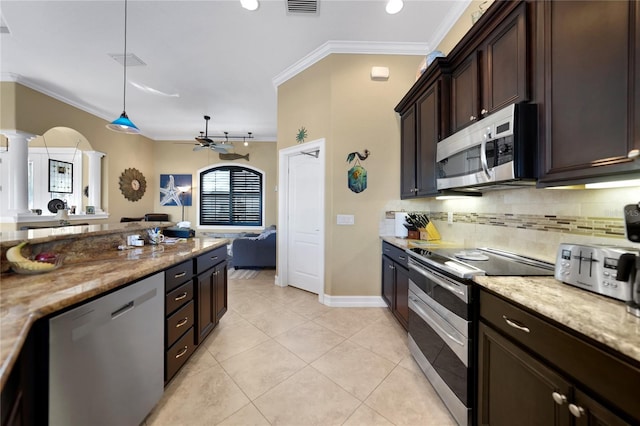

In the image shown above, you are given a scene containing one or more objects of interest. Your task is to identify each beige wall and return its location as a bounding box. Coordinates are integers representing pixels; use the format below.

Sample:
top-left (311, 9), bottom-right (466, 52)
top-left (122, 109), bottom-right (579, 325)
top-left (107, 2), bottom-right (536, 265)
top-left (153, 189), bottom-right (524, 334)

top-left (2, 83), bottom-right (157, 224)
top-left (153, 140), bottom-right (278, 229)
top-left (278, 54), bottom-right (423, 296)
top-left (1, 82), bottom-right (279, 231)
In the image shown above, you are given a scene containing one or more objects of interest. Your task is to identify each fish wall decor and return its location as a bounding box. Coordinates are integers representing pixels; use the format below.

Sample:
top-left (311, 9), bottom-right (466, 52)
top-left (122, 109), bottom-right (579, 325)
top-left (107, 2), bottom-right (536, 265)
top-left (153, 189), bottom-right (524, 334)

top-left (346, 149), bottom-right (370, 193)
top-left (219, 153), bottom-right (250, 161)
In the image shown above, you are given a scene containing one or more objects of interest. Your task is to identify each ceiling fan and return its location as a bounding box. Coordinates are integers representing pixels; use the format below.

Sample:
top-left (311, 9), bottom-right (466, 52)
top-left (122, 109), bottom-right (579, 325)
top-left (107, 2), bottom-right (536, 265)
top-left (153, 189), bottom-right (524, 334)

top-left (193, 115), bottom-right (234, 153)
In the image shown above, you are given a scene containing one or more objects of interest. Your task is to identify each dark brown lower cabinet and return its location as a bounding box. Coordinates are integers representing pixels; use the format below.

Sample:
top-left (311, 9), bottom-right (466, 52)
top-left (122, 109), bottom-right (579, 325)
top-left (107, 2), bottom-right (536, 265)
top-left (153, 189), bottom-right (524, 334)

top-left (195, 259), bottom-right (227, 344)
top-left (478, 289), bottom-right (639, 426)
top-left (478, 322), bottom-right (572, 426)
top-left (381, 249), bottom-right (408, 330)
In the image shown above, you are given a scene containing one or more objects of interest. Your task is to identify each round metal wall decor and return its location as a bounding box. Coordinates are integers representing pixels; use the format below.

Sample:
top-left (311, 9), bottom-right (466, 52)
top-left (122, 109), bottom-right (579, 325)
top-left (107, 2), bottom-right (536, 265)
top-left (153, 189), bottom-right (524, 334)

top-left (119, 168), bottom-right (147, 202)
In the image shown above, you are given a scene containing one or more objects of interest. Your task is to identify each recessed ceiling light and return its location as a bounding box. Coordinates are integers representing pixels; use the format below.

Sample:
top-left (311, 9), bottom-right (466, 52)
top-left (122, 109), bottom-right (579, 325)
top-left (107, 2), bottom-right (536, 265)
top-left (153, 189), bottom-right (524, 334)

top-left (241, 0), bottom-right (259, 11)
top-left (386, 0), bottom-right (403, 15)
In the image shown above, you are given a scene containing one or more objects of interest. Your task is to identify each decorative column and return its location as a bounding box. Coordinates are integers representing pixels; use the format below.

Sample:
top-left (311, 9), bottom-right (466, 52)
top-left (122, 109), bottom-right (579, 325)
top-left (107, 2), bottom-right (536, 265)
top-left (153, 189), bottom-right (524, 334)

top-left (85, 151), bottom-right (106, 213)
top-left (1, 130), bottom-right (36, 216)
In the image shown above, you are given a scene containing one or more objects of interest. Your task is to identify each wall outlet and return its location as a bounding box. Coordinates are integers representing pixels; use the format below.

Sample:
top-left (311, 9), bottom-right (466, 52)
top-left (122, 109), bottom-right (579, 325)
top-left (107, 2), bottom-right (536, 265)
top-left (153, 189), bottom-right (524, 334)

top-left (337, 214), bottom-right (355, 225)
top-left (448, 212), bottom-right (454, 224)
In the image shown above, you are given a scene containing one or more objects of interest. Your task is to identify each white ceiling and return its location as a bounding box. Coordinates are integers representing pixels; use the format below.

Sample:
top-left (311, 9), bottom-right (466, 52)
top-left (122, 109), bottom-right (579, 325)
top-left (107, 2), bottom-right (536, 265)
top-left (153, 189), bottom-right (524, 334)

top-left (0, 0), bottom-right (470, 141)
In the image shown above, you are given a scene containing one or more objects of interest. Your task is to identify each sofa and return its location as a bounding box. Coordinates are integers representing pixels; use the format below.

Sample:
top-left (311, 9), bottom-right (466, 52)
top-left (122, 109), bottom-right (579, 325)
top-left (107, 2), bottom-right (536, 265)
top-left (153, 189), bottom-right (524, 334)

top-left (231, 227), bottom-right (276, 269)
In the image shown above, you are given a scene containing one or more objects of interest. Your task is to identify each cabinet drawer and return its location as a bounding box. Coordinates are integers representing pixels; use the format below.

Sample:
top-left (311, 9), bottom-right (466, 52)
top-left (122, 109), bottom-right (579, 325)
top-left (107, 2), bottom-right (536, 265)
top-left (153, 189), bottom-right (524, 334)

top-left (165, 327), bottom-right (195, 383)
top-left (195, 245), bottom-right (227, 274)
top-left (480, 289), bottom-right (640, 421)
top-left (166, 300), bottom-right (194, 347)
top-left (165, 259), bottom-right (194, 292)
top-left (165, 281), bottom-right (194, 315)
top-left (382, 241), bottom-right (408, 267)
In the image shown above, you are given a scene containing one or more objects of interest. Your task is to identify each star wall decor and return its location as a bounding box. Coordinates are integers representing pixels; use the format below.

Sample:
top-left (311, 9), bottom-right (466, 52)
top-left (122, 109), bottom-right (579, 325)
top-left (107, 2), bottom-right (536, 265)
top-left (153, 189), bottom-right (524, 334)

top-left (296, 126), bottom-right (308, 144)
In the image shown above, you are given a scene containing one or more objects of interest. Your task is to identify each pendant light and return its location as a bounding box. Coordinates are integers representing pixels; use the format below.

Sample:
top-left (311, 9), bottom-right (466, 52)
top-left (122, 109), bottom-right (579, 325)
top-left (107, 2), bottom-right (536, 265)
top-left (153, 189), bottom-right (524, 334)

top-left (106, 0), bottom-right (140, 134)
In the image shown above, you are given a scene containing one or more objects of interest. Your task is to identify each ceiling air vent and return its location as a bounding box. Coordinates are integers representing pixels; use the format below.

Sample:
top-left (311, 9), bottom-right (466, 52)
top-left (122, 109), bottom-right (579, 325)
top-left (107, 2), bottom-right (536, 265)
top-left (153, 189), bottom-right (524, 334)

top-left (287, 0), bottom-right (318, 15)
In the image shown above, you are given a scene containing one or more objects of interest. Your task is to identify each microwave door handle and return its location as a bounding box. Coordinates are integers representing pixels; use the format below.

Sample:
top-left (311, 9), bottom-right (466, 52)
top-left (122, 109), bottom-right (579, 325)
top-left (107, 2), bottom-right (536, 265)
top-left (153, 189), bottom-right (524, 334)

top-left (481, 131), bottom-right (492, 180)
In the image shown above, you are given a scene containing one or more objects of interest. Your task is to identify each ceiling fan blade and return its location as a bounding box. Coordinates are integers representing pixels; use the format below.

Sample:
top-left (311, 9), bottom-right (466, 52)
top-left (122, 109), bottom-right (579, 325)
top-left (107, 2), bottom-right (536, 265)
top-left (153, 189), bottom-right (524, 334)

top-left (193, 145), bottom-right (206, 151)
top-left (211, 144), bottom-right (232, 153)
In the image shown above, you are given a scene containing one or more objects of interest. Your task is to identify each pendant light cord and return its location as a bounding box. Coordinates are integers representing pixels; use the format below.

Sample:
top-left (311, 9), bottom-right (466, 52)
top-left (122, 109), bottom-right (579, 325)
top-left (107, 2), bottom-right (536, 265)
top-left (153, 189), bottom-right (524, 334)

top-left (122, 0), bottom-right (128, 112)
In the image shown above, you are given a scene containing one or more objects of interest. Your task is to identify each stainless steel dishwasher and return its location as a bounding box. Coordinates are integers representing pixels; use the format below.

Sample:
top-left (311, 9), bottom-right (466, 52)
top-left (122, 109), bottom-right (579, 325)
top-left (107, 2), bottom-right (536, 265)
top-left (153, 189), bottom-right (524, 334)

top-left (49, 272), bottom-right (164, 426)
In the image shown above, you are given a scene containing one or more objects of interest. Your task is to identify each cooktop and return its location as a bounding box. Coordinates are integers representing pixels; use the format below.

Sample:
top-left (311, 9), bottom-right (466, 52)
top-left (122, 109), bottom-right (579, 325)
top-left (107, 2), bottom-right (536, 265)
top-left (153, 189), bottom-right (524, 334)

top-left (408, 247), bottom-right (555, 278)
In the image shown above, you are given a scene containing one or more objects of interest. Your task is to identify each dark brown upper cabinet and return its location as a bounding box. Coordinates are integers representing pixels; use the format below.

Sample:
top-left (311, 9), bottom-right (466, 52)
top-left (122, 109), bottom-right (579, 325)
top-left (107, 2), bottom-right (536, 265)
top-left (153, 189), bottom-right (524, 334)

top-left (397, 61), bottom-right (450, 199)
top-left (536, 0), bottom-right (640, 185)
top-left (450, 2), bottom-right (530, 133)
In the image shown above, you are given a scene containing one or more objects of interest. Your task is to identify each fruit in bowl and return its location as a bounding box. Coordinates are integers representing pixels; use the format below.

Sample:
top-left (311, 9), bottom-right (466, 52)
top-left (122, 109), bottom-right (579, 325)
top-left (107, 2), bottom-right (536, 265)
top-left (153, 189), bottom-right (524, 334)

top-left (6, 242), bottom-right (64, 274)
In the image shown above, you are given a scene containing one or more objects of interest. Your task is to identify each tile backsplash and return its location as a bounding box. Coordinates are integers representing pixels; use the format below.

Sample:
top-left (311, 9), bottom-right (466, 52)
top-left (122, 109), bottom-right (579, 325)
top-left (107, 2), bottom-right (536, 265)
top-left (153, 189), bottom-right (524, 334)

top-left (384, 186), bottom-right (640, 263)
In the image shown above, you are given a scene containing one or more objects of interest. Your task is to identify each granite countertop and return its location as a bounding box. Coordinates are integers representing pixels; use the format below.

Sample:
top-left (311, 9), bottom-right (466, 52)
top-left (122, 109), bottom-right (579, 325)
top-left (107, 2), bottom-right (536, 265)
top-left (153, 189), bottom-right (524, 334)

top-left (0, 237), bottom-right (228, 390)
top-left (474, 276), bottom-right (640, 364)
top-left (381, 237), bottom-right (640, 364)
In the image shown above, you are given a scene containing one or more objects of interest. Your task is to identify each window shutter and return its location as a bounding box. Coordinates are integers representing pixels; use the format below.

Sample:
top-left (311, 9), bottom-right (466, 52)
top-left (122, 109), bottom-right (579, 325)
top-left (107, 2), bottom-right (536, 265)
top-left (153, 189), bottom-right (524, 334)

top-left (200, 166), bottom-right (262, 227)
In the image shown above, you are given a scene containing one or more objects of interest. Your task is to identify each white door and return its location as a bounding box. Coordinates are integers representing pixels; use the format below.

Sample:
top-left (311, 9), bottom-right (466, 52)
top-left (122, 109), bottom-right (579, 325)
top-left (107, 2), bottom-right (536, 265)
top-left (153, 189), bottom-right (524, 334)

top-left (284, 147), bottom-right (324, 295)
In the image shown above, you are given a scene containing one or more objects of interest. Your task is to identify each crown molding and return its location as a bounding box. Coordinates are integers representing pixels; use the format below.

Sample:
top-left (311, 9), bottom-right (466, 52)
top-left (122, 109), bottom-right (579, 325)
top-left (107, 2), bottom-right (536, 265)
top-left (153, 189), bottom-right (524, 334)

top-left (272, 40), bottom-right (431, 88)
top-left (429, 0), bottom-right (473, 51)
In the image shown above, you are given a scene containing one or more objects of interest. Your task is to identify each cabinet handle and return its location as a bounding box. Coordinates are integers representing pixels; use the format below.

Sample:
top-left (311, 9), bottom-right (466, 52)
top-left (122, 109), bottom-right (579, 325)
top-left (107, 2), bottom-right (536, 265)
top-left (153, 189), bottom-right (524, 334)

top-left (175, 346), bottom-right (189, 359)
top-left (211, 255), bottom-right (218, 260)
top-left (175, 318), bottom-right (189, 328)
top-left (388, 264), bottom-right (395, 270)
top-left (174, 271), bottom-right (187, 279)
top-left (551, 392), bottom-right (567, 405)
top-left (398, 256), bottom-right (406, 260)
top-left (174, 292), bottom-right (188, 301)
top-left (470, 115), bottom-right (477, 121)
top-left (502, 315), bottom-right (530, 333)
top-left (480, 108), bottom-right (488, 115)
top-left (628, 149), bottom-right (639, 159)
top-left (384, 248), bottom-right (391, 252)
top-left (568, 404), bottom-right (585, 418)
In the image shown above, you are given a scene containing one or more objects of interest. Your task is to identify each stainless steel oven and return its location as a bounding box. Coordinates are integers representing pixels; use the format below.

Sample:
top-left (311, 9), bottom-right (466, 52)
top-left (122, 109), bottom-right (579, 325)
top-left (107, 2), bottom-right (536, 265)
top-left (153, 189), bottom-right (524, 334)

top-left (407, 256), bottom-right (477, 426)
top-left (405, 247), bottom-right (555, 426)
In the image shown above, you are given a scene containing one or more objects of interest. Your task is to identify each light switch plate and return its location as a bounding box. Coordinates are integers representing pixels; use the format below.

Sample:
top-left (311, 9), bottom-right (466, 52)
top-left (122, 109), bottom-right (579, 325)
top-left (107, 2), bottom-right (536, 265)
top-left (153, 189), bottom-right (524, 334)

top-left (337, 214), bottom-right (355, 225)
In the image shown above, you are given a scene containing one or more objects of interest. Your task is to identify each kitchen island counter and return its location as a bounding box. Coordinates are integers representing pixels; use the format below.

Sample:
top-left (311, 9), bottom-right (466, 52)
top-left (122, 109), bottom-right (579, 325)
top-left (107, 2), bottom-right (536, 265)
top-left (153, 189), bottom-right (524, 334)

top-left (0, 237), bottom-right (228, 390)
top-left (474, 275), bottom-right (640, 364)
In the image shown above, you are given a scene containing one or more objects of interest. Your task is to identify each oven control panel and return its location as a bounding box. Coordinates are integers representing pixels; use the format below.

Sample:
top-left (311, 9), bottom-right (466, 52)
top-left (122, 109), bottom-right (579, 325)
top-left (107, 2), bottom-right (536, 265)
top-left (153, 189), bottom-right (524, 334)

top-left (555, 243), bottom-right (638, 301)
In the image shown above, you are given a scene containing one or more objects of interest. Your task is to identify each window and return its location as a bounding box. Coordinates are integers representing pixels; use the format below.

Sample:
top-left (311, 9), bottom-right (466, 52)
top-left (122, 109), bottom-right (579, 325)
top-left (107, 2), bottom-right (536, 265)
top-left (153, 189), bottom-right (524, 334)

top-left (199, 165), bottom-right (263, 227)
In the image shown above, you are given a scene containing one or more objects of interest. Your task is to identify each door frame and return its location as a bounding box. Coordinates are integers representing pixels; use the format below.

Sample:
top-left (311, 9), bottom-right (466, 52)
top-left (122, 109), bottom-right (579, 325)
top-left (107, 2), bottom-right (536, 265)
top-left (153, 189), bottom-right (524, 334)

top-left (277, 138), bottom-right (326, 302)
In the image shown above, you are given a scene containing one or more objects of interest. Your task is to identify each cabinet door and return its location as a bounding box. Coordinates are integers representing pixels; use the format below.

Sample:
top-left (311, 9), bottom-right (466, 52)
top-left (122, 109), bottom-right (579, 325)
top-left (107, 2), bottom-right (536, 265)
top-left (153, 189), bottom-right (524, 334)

top-left (483, 1), bottom-right (528, 114)
top-left (394, 264), bottom-right (409, 330)
top-left (381, 256), bottom-right (395, 309)
top-left (571, 388), bottom-right (631, 426)
top-left (195, 270), bottom-right (215, 345)
top-left (214, 261), bottom-right (228, 323)
top-left (538, 0), bottom-right (640, 183)
top-left (400, 106), bottom-right (417, 198)
top-left (416, 83), bottom-right (441, 197)
top-left (451, 52), bottom-right (479, 133)
top-left (478, 322), bottom-right (572, 426)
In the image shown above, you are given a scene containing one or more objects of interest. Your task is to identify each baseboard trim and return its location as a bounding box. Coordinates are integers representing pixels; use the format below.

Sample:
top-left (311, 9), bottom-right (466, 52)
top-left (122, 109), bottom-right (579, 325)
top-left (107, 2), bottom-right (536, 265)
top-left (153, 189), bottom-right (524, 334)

top-left (322, 295), bottom-right (387, 308)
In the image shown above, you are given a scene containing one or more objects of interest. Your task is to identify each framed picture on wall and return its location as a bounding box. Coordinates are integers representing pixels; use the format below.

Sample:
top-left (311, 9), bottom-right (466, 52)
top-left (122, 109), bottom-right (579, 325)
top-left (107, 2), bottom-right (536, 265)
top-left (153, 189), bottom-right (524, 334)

top-left (160, 174), bottom-right (192, 206)
top-left (49, 159), bottom-right (74, 193)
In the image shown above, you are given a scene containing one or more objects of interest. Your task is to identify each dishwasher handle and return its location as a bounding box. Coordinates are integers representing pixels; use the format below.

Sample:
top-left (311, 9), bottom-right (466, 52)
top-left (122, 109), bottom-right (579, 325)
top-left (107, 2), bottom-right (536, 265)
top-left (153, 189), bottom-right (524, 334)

top-left (111, 301), bottom-right (134, 319)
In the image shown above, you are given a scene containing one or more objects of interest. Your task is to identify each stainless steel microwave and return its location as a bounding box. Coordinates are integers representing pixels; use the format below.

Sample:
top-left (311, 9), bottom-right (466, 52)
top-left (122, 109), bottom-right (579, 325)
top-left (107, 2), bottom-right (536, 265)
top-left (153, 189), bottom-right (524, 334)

top-left (436, 103), bottom-right (538, 191)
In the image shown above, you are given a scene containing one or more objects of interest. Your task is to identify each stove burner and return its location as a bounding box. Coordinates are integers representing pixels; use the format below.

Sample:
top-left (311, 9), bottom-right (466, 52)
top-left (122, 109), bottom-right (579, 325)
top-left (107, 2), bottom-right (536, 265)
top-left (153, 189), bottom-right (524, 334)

top-left (454, 251), bottom-right (489, 261)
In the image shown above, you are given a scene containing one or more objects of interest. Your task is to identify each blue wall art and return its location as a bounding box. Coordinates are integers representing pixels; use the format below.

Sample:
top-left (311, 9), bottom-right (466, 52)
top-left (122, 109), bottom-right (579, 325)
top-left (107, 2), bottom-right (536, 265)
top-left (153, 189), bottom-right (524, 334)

top-left (160, 174), bottom-right (192, 206)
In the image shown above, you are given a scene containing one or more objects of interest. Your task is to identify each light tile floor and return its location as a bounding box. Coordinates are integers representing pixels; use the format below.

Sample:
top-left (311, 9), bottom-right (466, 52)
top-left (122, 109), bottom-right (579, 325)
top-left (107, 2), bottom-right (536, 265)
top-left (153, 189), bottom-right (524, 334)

top-left (145, 270), bottom-right (456, 426)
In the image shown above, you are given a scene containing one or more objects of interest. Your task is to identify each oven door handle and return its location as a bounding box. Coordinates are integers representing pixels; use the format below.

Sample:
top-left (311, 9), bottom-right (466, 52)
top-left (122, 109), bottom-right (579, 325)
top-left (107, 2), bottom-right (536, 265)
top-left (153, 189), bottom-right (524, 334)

top-left (409, 296), bottom-right (465, 347)
top-left (408, 262), bottom-right (466, 299)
